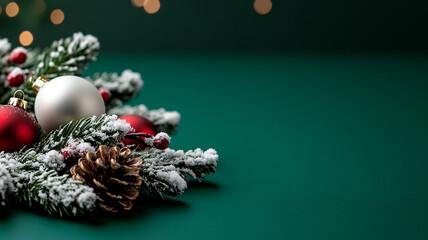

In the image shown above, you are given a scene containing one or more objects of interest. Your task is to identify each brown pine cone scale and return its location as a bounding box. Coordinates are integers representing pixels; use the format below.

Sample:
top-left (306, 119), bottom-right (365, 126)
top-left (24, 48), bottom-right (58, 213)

top-left (70, 145), bottom-right (143, 213)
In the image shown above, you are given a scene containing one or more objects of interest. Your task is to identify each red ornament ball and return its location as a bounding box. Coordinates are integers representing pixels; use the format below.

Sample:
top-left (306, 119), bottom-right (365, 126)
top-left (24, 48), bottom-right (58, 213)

top-left (119, 115), bottom-right (158, 150)
top-left (98, 88), bottom-right (111, 103)
top-left (7, 68), bottom-right (25, 87)
top-left (0, 105), bottom-right (39, 152)
top-left (10, 47), bottom-right (27, 64)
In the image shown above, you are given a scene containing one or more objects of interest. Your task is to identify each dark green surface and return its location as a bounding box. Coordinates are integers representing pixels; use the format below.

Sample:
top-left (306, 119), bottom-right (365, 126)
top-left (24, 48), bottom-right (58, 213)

top-left (1, 0), bottom-right (428, 53)
top-left (1, 53), bottom-right (428, 239)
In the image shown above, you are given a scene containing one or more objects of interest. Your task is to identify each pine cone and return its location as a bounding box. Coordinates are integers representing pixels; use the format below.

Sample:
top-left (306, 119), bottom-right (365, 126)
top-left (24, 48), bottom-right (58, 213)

top-left (70, 145), bottom-right (143, 213)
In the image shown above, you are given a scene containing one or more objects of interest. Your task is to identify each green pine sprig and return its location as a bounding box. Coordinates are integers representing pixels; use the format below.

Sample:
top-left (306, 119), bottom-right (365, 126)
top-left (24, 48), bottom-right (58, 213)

top-left (34, 32), bottom-right (99, 78)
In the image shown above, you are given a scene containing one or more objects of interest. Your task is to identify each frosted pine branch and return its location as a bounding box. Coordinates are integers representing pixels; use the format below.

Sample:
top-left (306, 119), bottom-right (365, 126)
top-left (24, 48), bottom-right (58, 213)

top-left (109, 104), bottom-right (181, 133)
top-left (134, 148), bottom-right (218, 198)
top-left (0, 38), bottom-right (11, 61)
top-left (0, 38), bottom-right (12, 98)
top-left (87, 70), bottom-right (144, 110)
top-left (0, 151), bottom-right (96, 216)
top-left (37, 114), bottom-right (131, 151)
top-left (34, 32), bottom-right (99, 78)
top-left (0, 33), bottom-right (100, 111)
top-left (0, 115), bottom-right (132, 216)
top-left (0, 114), bottom-right (218, 215)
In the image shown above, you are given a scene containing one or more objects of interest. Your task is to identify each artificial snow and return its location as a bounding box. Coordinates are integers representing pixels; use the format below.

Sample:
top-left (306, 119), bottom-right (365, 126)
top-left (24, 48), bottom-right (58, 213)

top-left (0, 150), bottom-right (97, 212)
top-left (92, 70), bottom-right (144, 95)
top-left (50, 51), bottom-right (59, 58)
top-left (156, 170), bottom-right (187, 193)
top-left (8, 67), bottom-right (24, 77)
top-left (136, 147), bottom-right (218, 197)
top-left (109, 104), bottom-right (181, 127)
top-left (38, 150), bottom-right (65, 171)
top-left (0, 38), bottom-right (11, 54)
top-left (63, 139), bottom-right (96, 158)
top-left (155, 132), bottom-right (171, 142)
top-left (144, 132), bottom-right (170, 146)
top-left (77, 189), bottom-right (96, 209)
top-left (11, 47), bottom-right (27, 55)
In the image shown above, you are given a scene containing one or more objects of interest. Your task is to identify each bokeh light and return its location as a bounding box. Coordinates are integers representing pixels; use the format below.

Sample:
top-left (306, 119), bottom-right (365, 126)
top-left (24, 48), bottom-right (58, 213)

top-left (5, 2), bottom-right (19, 17)
top-left (144, 0), bottom-right (161, 14)
top-left (131, 0), bottom-right (148, 7)
top-left (253, 0), bottom-right (272, 15)
top-left (50, 9), bottom-right (65, 25)
top-left (19, 31), bottom-right (34, 46)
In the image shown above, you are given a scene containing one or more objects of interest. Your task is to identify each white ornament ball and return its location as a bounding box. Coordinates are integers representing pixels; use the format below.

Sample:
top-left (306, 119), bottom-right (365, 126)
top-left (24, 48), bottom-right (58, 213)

top-left (34, 75), bottom-right (106, 132)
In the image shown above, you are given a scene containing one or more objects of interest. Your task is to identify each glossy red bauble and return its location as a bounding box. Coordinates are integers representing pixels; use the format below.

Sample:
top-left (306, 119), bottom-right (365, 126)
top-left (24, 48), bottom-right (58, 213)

top-left (0, 105), bottom-right (39, 152)
top-left (119, 115), bottom-right (158, 150)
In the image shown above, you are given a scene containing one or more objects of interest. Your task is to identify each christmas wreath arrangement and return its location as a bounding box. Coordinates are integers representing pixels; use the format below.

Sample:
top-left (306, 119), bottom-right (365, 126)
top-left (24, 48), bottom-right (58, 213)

top-left (0, 33), bottom-right (218, 216)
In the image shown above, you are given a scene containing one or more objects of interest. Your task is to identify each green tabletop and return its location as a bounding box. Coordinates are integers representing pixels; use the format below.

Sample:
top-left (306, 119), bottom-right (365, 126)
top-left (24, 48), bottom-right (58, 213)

top-left (1, 53), bottom-right (427, 240)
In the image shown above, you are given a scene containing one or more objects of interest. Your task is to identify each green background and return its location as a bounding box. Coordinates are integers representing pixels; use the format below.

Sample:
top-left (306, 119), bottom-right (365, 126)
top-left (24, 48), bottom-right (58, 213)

top-left (0, 53), bottom-right (428, 239)
top-left (1, 0), bottom-right (428, 239)
top-left (0, 0), bottom-right (428, 53)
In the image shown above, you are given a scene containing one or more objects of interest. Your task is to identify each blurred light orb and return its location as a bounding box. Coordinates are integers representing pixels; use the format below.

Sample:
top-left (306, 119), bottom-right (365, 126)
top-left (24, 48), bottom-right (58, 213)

top-left (5, 2), bottom-right (19, 17)
top-left (131, 0), bottom-right (148, 7)
top-left (19, 31), bottom-right (34, 46)
top-left (253, 0), bottom-right (272, 15)
top-left (144, 0), bottom-right (161, 14)
top-left (50, 9), bottom-right (65, 25)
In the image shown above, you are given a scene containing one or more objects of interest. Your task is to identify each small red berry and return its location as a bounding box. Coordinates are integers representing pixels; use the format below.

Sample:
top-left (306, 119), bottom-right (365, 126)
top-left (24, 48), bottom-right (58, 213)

top-left (7, 68), bottom-right (24, 87)
top-left (99, 88), bottom-right (111, 103)
top-left (62, 149), bottom-right (71, 160)
top-left (153, 133), bottom-right (170, 150)
top-left (10, 47), bottom-right (27, 64)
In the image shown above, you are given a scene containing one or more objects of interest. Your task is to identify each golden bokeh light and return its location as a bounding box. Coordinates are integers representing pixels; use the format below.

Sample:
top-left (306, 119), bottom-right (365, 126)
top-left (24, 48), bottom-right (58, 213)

top-left (50, 9), bottom-right (65, 25)
top-left (144, 0), bottom-right (161, 14)
top-left (5, 2), bottom-right (19, 17)
top-left (131, 0), bottom-right (148, 7)
top-left (19, 31), bottom-right (34, 46)
top-left (253, 0), bottom-right (272, 15)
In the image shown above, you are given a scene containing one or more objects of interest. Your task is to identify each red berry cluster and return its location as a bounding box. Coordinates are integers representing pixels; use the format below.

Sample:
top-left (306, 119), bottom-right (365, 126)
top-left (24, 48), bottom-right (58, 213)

top-left (6, 47), bottom-right (28, 88)
top-left (61, 149), bottom-right (72, 160)
top-left (61, 143), bottom-right (90, 163)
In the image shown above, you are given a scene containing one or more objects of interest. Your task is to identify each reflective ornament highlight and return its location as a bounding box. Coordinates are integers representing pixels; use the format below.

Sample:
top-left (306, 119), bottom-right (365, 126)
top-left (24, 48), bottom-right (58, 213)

top-left (33, 75), bottom-right (106, 132)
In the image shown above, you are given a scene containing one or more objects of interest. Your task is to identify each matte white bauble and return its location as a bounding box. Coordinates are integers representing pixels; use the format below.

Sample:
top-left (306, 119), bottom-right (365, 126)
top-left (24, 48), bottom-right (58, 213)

top-left (34, 76), bottom-right (105, 132)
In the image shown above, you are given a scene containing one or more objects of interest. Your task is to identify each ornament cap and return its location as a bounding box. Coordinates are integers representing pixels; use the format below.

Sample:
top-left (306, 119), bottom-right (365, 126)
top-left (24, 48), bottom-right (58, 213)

top-left (30, 75), bottom-right (50, 94)
top-left (8, 90), bottom-right (28, 110)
